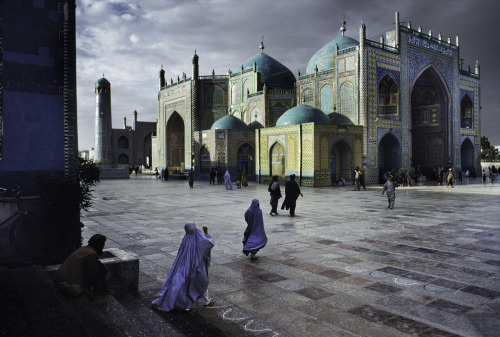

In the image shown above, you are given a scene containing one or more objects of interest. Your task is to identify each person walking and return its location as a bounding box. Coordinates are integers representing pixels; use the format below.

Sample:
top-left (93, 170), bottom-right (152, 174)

top-left (152, 223), bottom-right (214, 312)
top-left (353, 167), bottom-right (361, 191)
top-left (281, 174), bottom-right (303, 217)
top-left (241, 170), bottom-right (248, 187)
top-left (243, 199), bottom-right (267, 261)
top-left (189, 170), bottom-right (194, 188)
top-left (382, 175), bottom-right (396, 209)
top-left (446, 168), bottom-right (454, 188)
top-left (268, 175), bottom-right (281, 216)
top-left (209, 168), bottom-right (216, 185)
top-left (236, 170), bottom-right (242, 188)
top-left (224, 170), bottom-right (233, 190)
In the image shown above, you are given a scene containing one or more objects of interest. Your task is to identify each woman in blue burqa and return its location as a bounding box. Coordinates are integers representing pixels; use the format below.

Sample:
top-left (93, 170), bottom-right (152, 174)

top-left (152, 222), bottom-right (214, 312)
top-left (243, 199), bottom-right (267, 260)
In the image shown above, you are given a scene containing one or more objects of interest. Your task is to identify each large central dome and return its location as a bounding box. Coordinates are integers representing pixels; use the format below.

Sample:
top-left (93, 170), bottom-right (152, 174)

top-left (306, 35), bottom-right (358, 74)
top-left (232, 52), bottom-right (295, 88)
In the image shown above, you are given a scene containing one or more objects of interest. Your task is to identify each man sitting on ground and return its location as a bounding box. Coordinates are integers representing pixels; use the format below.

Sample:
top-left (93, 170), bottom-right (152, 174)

top-left (54, 234), bottom-right (113, 298)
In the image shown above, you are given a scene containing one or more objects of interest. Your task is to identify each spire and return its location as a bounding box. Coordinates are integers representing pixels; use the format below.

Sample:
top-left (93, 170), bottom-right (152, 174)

top-left (259, 36), bottom-right (264, 52)
top-left (340, 15), bottom-right (346, 36)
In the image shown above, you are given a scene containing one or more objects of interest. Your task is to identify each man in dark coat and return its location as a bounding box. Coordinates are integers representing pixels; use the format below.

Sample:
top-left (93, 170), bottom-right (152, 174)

top-left (281, 174), bottom-right (303, 217)
top-left (268, 175), bottom-right (281, 216)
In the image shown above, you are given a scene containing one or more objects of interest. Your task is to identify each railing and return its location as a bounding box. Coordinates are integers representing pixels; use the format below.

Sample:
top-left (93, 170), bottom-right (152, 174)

top-left (198, 75), bottom-right (228, 80)
top-left (459, 70), bottom-right (479, 79)
top-left (338, 46), bottom-right (358, 55)
top-left (366, 40), bottom-right (399, 53)
top-left (161, 77), bottom-right (192, 90)
top-left (400, 26), bottom-right (458, 50)
top-left (461, 118), bottom-right (473, 129)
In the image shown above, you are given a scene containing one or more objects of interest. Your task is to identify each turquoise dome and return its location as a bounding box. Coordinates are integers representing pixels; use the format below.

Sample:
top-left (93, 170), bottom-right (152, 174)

top-left (211, 115), bottom-right (248, 130)
top-left (306, 36), bottom-right (358, 74)
top-left (276, 104), bottom-right (331, 126)
top-left (96, 77), bottom-right (110, 85)
top-left (232, 52), bottom-right (295, 88)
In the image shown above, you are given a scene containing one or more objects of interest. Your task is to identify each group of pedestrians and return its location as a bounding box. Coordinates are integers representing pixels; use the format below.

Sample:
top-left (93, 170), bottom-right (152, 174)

top-left (153, 197), bottom-right (268, 312)
top-left (267, 174), bottom-right (303, 217)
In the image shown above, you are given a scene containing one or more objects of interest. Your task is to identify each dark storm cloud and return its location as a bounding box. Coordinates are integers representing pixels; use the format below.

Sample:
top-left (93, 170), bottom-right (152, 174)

top-left (75, 0), bottom-right (500, 150)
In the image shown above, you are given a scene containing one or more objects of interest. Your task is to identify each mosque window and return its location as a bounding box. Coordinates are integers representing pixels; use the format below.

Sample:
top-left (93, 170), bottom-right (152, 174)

top-left (118, 153), bottom-right (129, 165)
top-left (460, 94), bottom-right (473, 128)
top-left (205, 85), bottom-right (224, 106)
top-left (320, 84), bottom-right (333, 113)
top-left (231, 82), bottom-right (240, 104)
top-left (302, 88), bottom-right (313, 106)
top-left (378, 76), bottom-right (399, 116)
top-left (242, 80), bottom-right (251, 102)
top-left (118, 136), bottom-right (129, 149)
top-left (200, 146), bottom-right (211, 174)
top-left (237, 144), bottom-right (254, 175)
top-left (271, 103), bottom-right (287, 126)
top-left (411, 88), bottom-right (440, 126)
top-left (339, 82), bottom-right (353, 117)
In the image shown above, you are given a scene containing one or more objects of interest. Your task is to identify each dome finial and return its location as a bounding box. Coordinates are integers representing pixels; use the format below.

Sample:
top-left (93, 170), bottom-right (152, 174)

top-left (260, 36), bottom-right (264, 52)
top-left (340, 15), bottom-right (346, 36)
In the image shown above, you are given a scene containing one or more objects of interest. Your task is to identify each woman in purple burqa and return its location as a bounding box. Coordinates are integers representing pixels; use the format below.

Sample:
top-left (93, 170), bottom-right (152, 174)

top-left (224, 170), bottom-right (233, 190)
top-left (243, 199), bottom-right (267, 260)
top-left (152, 222), bottom-right (214, 312)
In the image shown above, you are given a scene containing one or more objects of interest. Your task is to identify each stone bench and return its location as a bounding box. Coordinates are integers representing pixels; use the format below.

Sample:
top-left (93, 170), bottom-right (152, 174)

top-left (45, 248), bottom-right (139, 292)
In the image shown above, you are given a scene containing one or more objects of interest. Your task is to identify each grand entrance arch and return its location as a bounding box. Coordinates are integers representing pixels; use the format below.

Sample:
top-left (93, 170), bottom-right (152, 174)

top-left (270, 142), bottom-right (285, 177)
top-left (378, 133), bottom-right (400, 182)
top-left (411, 67), bottom-right (449, 177)
top-left (461, 138), bottom-right (474, 171)
top-left (330, 141), bottom-right (352, 183)
top-left (167, 112), bottom-right (184, 169)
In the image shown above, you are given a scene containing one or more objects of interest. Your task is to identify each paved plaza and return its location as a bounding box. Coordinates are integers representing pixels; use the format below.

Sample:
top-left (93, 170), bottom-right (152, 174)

top-left (81, 176), bottom-right (500, 337)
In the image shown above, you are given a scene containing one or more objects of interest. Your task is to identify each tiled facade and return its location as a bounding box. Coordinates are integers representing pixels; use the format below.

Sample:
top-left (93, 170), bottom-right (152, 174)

top-left (154, 12), bottom-right (481, 186)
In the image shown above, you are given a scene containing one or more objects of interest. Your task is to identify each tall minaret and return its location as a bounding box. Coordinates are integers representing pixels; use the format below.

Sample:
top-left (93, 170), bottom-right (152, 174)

top-left (94, 76), bottom-right (113, 165)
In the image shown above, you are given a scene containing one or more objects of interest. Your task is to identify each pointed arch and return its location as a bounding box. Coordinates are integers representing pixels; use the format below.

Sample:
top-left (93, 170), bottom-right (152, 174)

top-left (117, 135), bottom-right (129, 149)
top-left (331, 140), bottom-right (352, 184)
top-left (339, 81), bottom-right (354, 117)
top-left (460, 138), bottom-right (474, 171)
top-left (378, 132), bottom-right (401, 181)
top-left (410, 66), bottom-right (450, 176)
top-left (270, 142), bottom-right (285, 177)
top-left (117, 153), bottom-right (129, 165)
top-left (460, 94), bottom-right (473, 128)
top-left (378, 75), bottom-right (399, 116)
top-left (237, 143), bottom-right (254, 175)
top-left (199, 145), bottom-right (211, 174)
top-left (167, 112), bottom-right (184, 168)
top-left (320, 84), bottom-right (333, 113)
top-left (301, 88), bottom-right (313, 106)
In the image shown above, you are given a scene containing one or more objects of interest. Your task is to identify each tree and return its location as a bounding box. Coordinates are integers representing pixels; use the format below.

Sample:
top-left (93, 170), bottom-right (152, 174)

top-left (481, 136), bottom-right (498, 161)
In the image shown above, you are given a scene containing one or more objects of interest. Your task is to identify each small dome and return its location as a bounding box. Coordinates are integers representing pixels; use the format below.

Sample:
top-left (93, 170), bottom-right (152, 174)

top-left (211, 115), bottom-right (248, 130)
top-left (249, 120), bottom-right (263, 129)
top-left (96, 77), bottom-right (110, 85)
top-left (328, 112), bottom-right (354, 125)
top-left (306, 36), bottom-right (358, 74)
top-left (232, 52), bottom-right (295, 88)
top-left (276, 104), bottom-right (331, 126)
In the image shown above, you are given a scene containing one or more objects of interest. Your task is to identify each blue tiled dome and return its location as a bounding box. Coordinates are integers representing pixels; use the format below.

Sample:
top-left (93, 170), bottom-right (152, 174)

top-left (276, 104), bottom-right (331, 126)
top-left (211, 115), bottom-right (248, 130)
top-left (306, 36), bottom-right (358, 74)
top-left (232, 52), bottom-right (295, 88)
top-left (96, 77), bottom-right (110, 85)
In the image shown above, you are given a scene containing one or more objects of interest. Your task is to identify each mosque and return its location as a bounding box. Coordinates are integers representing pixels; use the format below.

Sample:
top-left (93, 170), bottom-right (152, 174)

top-left (150, 11), bottom-right (481, 186)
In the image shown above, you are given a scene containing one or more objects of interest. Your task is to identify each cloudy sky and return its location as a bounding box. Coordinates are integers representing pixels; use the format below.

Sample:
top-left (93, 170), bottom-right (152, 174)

top-left (75, 0), bottom-right (500, 150)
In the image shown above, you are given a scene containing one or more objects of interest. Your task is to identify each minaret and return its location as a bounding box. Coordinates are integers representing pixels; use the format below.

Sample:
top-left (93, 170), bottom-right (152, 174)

top-left (94, 76), bottom-right (113, 165)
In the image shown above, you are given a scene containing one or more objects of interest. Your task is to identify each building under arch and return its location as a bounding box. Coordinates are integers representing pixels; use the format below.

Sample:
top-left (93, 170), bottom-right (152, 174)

top-left (153, 11), bottom-right (481, 185)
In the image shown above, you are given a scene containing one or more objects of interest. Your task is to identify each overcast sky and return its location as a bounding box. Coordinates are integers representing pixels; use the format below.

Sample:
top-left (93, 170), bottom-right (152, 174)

top-left (75, 0), bottom-right (500, 151)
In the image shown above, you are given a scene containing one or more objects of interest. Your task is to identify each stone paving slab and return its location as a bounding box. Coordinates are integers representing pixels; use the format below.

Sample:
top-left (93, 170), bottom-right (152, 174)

top-left (81, 177), bottom-right (500, 337)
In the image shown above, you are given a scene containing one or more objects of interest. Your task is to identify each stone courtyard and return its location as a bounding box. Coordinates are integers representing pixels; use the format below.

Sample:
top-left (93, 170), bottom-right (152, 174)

top-left (81, 176), bottom-right (500, 337)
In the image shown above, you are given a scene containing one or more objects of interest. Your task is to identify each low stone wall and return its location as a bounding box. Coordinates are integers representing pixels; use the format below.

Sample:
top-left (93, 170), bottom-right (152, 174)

top-left (45, 248), bottom-right (139, 292)
top-left (99, 166), bottom-right (130, 179)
